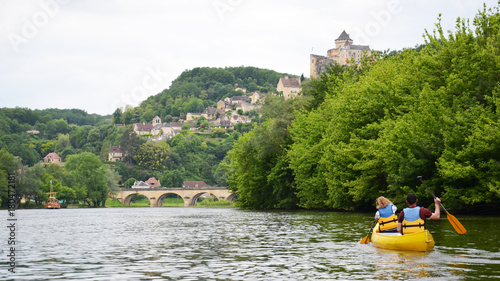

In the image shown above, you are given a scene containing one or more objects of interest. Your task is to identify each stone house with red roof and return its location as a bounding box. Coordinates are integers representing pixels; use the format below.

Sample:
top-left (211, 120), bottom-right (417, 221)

top-left (145, 177), bottom-right (161, 188)
top-left (43, 152), bottom-right (62, 163)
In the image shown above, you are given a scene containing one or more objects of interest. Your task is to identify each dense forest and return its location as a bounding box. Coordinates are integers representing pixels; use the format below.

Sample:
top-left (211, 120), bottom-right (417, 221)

top-left (227, 5), bottom-right (500, 213)
top-left (0, 67), bottom-right (293, 208)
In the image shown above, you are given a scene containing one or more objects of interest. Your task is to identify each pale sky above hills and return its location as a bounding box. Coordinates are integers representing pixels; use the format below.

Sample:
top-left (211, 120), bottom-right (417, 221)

top-left (0, 0), bottom-right (497, 115)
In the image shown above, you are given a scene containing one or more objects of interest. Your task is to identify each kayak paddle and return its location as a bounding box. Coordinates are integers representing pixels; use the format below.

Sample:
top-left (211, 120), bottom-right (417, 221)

top-left (417, 176), bottom-right (467, 234)
top-left (360, 219), bottom-right (377, 244)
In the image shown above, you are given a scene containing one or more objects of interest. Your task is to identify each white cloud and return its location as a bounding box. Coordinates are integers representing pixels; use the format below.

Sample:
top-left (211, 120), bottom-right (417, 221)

top-left (0, 0), bottom-right (497, 115)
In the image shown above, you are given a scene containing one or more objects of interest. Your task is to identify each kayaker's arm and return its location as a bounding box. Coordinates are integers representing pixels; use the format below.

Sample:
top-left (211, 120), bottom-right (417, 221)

top-left (429, 197), bottom-right (441, 220)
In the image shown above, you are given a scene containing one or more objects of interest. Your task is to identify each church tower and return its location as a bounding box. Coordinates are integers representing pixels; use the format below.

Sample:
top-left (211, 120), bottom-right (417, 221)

top-left (152, 116), bottom-right (161, 126)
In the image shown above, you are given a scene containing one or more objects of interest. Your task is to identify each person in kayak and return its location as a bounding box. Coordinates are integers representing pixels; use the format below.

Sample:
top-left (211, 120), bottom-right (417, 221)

top-left (374, 196), bottom-right (398, 232)
top-left (397, 193), bottom-right (441, 234)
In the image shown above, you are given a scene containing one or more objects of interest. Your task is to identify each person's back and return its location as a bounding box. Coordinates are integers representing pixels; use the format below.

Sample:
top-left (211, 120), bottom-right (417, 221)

top-left (397, 193), bottom-right (441, 234)
top-left (375, 196), bottom-right (398, 232)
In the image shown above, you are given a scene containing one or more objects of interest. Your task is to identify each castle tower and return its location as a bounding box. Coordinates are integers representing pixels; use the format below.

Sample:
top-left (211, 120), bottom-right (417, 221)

top-left (334, 30), bottom-right (353, 49)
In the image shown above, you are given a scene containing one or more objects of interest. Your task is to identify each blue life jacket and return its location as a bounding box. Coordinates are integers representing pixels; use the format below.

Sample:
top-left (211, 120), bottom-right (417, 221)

top-left (403, 207), bottom-right (421, 221)
top-left (379, 204), bottom-right (395, 218)
top-left (402, 206), bottom-right (425, 234)
top-left (378, 204), bottom-right (398, 232)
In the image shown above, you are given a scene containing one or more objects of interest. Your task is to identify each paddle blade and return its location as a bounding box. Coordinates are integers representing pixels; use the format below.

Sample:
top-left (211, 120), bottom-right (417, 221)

top-left (446, 212), bottom-right (467, 234)
top-left (360, 235), bottom-right (370, 244)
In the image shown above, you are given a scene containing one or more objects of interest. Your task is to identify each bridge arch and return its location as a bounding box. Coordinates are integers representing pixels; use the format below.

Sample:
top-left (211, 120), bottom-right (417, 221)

top-left (123, 193), bottom-right (141, 206)
top-left (155, 192), bottom-right (185, 207)
top-left (226, 193), bottom-right (237, 202)
top-left (188, 192), bottom-right (220, 207)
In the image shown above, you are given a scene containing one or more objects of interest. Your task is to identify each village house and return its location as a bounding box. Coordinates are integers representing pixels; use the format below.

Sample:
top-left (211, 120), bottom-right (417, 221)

top-left (224, 95), bottom-right (249, 105)
top-left (277, 76), bottom-right (301, 100)
top-left (133, 122), bottom-right (154, 135)
top-left (231, 114), bottom-right (250, 124)
top-left (249, 92), bottom-right (264, 104)
top-left (235, 101), bottom-right (256, 112)
top-left (145, 177), bottom-right (161, 188)
top-left (131, 181), bottom-right (150, 188)
top-left (202, 107), bottom-right (217, 119)
top-left (217, 100), bottom-right (231, 112)
top-left (135, 116), bottom-right (184, 141)
top-left (26, 126), bottom-right (40, 134)
top-left (213, 115), bottom-right (234, 130)
top-left (186, 113), bottom-right (203, 121)
top-left (183, 181), bottom-right (209, 188)
top-left (108, 146), bottom-right (124, 162)
top-left (310, 30), bottom-right (371, 78)
top-left (43, 152), bottom-right (62, 164)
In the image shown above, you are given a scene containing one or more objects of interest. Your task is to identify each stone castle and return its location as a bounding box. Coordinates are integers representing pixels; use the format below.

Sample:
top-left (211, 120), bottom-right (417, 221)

top-left (310, 30), bottom-right (371, 78)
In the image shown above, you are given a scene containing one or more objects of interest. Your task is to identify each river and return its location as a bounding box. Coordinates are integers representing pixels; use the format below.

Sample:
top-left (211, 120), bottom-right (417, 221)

top-left (2, 207), bottom-right (499, 280)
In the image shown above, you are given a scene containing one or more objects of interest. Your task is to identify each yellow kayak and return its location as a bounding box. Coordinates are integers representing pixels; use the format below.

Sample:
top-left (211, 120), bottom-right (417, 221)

top-left (370, 223), bottom-right (435, 251)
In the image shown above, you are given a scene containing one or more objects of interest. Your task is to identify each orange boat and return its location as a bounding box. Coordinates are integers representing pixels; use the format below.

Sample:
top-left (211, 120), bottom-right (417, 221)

top-left (44, 180), bottom-right (60, 209)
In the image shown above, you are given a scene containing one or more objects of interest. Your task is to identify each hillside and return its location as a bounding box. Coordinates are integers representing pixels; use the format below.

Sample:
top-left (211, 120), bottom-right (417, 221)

top-left (117, 66), bottom-right (299, 124)
top-left (0, 66), bottom-right (297, 208)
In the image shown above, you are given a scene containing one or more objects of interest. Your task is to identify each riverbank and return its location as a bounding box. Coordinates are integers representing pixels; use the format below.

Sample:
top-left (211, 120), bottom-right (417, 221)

top-left (11, 197), bottom-right (235, 209)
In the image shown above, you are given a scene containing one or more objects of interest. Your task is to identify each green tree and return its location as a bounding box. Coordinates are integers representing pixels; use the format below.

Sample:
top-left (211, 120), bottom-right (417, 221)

top-left (0, 150), bottom-right (17, 207)
top-left (65, 152), bottom-right (108, 207)
top-left (17, 164), bottom-right (45, 207)
top-left (134, 142), bottom-right (170, 171)
top-left (120, 126), bottom-right (146, 163)
top-left (112, 108), bottom-right (122, 124)
top-left (106, 168), bottom-right (121, 199)
top-left (55, 134), bottom-right (71, 153)
top-left (124, 177), bottom-right (137, 188)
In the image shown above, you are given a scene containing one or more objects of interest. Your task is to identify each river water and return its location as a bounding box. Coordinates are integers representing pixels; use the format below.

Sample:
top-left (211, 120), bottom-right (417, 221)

top-left (2, 207), bottom-right (499, 280)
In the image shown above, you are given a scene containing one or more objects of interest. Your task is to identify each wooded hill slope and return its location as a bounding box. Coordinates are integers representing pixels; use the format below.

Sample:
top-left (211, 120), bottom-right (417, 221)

top-left (114, 66), bottom-right (298, 124)
top-left (0, 66), bottom-right (296, 208)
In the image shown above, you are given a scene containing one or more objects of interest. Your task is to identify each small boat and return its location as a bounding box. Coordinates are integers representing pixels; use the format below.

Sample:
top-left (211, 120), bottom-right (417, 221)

top-left (44, 180), bottom-right (60, 209)
top-left (370, 223), bottom-right (434, 251)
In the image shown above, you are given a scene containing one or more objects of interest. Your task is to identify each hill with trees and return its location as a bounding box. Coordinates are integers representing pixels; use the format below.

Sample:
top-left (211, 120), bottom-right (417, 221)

top-left (112, 66), bottom-right (298, 125)
top-left (0, 66), bottom-right (295, 208)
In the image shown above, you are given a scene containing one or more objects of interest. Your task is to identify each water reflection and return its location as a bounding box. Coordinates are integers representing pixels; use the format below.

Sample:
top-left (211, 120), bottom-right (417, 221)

top-left (1, 208), bottom-right (499, 280)
top-left (372, 249), bottom-right (439, 280)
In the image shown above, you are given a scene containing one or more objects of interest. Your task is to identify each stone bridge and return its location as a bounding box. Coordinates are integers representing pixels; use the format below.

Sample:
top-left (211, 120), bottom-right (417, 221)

top-left (114, 187), bottom-right (235, 207)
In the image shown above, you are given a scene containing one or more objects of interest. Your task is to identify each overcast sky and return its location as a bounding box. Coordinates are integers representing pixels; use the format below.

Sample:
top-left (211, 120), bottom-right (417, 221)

top-left (0, 0), bottom-right (497, 115)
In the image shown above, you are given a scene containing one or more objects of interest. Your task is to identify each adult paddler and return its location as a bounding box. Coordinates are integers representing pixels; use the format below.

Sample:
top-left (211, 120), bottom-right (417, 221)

top-left (397, 193), bottom-right (441, 234)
